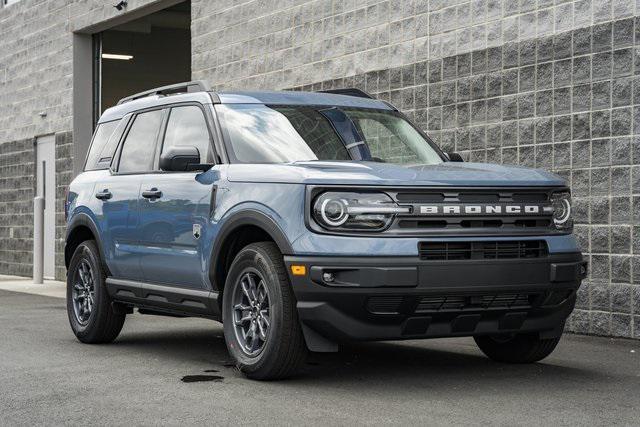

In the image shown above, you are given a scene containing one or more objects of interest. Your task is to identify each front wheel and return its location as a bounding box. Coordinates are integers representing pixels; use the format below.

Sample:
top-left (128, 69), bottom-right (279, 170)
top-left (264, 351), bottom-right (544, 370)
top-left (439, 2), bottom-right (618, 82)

top-left (474, 332), bottom-right (562, 364)
top-left (222, 242), bottom-right (307, 380)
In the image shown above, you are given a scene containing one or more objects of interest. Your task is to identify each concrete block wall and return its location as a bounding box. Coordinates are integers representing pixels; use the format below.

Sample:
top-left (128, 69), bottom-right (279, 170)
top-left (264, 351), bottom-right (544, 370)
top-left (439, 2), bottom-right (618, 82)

top-left (193, 0), bottom-right (640, 338)
top-left (0, 131), bottom-right (72, 281)
top-left (0, 0), bottom-right (638, 338)
top-left (55, 132), bottom-right (73, 281)
top-left (0, 0), bottom-right (164, 145)
top-left (0, 137), bottom-right (35, 277)
top-left (0, 0), bottom-right (175, 281)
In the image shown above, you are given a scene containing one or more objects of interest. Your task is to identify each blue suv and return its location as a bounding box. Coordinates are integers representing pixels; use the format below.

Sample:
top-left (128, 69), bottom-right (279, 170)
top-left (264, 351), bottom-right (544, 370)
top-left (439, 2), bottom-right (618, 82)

top-left (65, 81), bottom-right (587, 380)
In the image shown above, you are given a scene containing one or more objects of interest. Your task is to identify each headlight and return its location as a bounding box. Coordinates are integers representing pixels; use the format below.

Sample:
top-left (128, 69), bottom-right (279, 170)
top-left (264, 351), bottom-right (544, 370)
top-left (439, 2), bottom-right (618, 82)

top-left (550, 191), bottom-right (572, 231)
top-left (312, 192), bottom-right (410, 231)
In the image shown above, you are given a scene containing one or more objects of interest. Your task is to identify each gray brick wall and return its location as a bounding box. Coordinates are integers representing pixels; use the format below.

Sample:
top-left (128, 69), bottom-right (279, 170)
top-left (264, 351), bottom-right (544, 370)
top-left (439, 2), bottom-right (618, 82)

top-left (195, 0), bottom-right (640, 339)
top-left (0, 132), bottom-right (72, 281)
top-left (0, 0), bottom-right (163, 144)
top-left (0, 0), bottom-right (172, 281)
top-left (0, 0), bottom-right (639, 338)
top-left (55, 132), bottom-right (74, 281)
top-left (0, 137), bottom-right (35, 277)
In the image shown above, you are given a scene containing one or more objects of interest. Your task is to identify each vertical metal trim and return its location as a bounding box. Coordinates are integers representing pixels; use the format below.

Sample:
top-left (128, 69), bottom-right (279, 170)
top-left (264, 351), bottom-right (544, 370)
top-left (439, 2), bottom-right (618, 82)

top-left (42, 160), bottom-right (46, 206)
top-left (92, 33), bottom-right (102, 129)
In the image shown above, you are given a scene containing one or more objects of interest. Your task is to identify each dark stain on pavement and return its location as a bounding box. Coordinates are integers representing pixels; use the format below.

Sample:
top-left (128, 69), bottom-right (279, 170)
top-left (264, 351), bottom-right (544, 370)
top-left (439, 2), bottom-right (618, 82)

top-left (181, 375), bottom-right (224, 383)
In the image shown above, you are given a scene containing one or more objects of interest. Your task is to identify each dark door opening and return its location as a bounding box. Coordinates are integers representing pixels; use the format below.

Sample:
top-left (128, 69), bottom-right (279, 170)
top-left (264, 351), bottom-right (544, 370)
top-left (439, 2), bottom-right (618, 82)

top-left (96, 1), bottom-right (191, 114)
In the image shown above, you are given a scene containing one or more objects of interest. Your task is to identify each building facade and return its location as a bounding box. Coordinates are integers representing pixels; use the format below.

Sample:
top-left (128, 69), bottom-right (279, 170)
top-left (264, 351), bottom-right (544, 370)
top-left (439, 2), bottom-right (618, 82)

top-left (0, 0), bottom-right (639, 338)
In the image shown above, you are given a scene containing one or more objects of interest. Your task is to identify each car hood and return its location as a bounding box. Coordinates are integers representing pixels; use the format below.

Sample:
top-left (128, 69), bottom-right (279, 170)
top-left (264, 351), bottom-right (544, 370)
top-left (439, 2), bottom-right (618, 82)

top-left (226, 161), bottom-right (567, 187)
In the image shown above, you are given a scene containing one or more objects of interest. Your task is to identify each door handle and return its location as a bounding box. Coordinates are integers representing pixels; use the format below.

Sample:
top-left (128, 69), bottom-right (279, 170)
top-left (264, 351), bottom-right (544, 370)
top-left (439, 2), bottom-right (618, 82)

top-left (142, 188), bottom-right (162, 199)
top-left (95, 189), bottom-right (112, 200)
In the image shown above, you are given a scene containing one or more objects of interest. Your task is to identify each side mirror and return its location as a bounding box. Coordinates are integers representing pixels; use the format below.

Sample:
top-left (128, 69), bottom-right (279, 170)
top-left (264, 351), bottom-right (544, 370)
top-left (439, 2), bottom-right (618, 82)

top-left (447, 152), bottom-right (464, 162)
top-left (160, 145), bottom-right (211, 172)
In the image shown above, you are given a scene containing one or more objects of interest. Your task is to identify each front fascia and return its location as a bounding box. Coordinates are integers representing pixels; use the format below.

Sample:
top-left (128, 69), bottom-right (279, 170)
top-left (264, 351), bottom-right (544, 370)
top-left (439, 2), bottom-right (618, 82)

top-left (303, 185), bottom-right (571, 238)
top-left (290, 232), bottom-right (581, 257)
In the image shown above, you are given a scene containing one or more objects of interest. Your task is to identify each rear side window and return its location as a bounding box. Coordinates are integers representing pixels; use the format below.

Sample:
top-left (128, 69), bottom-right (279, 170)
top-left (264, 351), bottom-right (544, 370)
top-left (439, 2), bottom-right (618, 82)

top-left (84, 120), bottom-right (121, 171)
top-left (117, 110), bottom-right (163, 173)
top-left (162, 106), bottom-right (212, 163)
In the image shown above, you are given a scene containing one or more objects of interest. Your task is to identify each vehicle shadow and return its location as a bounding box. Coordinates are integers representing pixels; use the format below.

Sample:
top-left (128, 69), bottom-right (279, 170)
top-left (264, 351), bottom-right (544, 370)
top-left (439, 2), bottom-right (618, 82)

top-left (111, 319), bottom-right (603, 389)
top-left (299, 340), bottom-right (597, 387)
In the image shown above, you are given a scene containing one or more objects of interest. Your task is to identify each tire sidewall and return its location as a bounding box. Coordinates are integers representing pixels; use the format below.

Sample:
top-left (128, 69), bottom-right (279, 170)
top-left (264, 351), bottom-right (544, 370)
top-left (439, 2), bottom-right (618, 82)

top-left (223, 246), bottom-right (285, 373)
top-left (66, 241), bottom-right (106, 339)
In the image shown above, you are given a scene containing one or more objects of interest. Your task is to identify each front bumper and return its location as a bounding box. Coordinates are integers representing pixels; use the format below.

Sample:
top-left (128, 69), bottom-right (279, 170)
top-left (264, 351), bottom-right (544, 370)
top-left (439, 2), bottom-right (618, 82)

top-left (284, 253), bottom-right (587, 351)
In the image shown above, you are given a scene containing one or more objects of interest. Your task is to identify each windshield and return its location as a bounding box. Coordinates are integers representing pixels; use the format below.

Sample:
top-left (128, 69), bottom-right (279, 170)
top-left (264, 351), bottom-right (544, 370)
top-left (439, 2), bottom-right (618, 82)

top-left (216, 104), bottom-right (444, 165)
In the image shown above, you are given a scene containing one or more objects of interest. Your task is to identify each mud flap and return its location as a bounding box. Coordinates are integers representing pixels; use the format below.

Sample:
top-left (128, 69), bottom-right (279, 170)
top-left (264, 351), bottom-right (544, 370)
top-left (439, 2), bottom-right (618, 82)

top-left (539, 322), bottom-right (565, 339)
top-left (301, 323), bottom-right (339, 352)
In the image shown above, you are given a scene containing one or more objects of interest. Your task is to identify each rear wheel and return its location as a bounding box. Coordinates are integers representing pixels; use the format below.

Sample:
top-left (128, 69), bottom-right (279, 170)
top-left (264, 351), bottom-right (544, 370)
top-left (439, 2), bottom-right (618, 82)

top-left (222, 242), bottom-right (307, 380)
top-left (474, 332), bottom-right (562, 364)
top-left (66, 240), bottom-right (125, 343)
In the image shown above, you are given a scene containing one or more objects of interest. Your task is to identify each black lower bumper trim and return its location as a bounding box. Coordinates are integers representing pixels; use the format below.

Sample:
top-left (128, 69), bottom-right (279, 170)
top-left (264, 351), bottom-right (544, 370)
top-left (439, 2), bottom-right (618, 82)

top-left (284, 253), bottom-right (585, 351)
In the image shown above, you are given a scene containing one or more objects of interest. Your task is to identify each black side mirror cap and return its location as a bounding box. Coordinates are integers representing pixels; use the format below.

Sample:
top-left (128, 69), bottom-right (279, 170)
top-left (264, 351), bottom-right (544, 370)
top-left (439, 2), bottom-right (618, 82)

top-left (447, 152), bottom-right (464, 162)
top-left (160, 145), bottom-right (212, 172)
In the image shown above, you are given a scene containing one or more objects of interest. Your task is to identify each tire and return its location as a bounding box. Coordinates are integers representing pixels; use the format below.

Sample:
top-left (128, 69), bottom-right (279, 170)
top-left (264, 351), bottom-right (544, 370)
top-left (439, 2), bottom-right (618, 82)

top-left (474, 332), bottom-right (562, 364)
top-left (66, 240), bottom-right (125, 344)
top-left (222, 242), bottom-right (307, 380)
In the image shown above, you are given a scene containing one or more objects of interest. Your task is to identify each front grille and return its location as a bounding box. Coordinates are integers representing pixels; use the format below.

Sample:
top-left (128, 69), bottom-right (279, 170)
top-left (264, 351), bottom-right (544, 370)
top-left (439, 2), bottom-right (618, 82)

top-left (415, 293), bottom-right (534, 312)
top-left (418, 240), bottom-right (547, 261)
top-left (387, 188), bottom-right (559, 236)
top-left (395, 190), bottom-right (551, 204)
top-left (398, 218), bottom-right (552, 229)
top-left (366, 292), bottom-right (546, 315)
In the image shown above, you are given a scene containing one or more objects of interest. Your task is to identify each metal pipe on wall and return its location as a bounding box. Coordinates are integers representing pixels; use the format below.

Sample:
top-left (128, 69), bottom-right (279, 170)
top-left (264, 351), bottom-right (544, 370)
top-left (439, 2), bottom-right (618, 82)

top-left (33, 196), bottom-right (44, 284)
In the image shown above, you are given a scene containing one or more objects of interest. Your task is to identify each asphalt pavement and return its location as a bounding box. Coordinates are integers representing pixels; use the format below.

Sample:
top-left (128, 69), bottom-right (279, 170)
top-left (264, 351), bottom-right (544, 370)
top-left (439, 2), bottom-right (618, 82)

top-left (0, 289), bottom-right (638, 426)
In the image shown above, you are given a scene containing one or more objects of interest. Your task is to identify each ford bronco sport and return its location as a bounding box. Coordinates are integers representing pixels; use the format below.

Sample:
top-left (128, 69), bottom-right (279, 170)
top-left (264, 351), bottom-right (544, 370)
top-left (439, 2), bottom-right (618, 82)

top-left (65, 81), bottom-right (587, 380)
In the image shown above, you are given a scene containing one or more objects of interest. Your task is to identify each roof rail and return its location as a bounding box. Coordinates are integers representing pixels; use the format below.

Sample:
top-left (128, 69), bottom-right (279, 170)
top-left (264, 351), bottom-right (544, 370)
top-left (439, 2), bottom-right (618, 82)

top-left (318, 88), bottom-right (375, 99)
top-left (116, 80), bottom-right (211, 105)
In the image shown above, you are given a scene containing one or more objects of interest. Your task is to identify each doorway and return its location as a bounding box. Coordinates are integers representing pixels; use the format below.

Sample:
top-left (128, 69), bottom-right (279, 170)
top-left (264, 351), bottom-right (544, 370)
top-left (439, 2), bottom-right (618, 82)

top-left (35, 135), bottom-right (56, 279)
top-left (96, 1), bottom-right (191, 114)
top-left (73, 0), bottom-right (192, 175)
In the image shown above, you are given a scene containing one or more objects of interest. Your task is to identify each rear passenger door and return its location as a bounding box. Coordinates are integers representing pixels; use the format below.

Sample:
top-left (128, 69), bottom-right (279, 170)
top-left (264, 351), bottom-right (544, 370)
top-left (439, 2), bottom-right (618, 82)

top-left (138, 104), bottom-right (219, 289)
top-left (95, 109), bottom-right (164, 280)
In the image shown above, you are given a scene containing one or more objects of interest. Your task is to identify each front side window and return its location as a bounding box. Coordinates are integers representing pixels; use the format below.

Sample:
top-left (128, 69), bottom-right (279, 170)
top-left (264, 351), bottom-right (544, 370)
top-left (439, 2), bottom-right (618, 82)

top-left (216, 104), bottom-right (442, 165)
top-left (162, 106), bottom-right (212, 163)
top-left (118, 110), bottom-right (163, 173)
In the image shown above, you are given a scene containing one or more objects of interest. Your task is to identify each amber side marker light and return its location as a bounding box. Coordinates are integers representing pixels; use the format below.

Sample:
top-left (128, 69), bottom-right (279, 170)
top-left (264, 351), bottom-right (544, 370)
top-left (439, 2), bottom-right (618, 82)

top-left (290, 265), bottom-right (306, 276)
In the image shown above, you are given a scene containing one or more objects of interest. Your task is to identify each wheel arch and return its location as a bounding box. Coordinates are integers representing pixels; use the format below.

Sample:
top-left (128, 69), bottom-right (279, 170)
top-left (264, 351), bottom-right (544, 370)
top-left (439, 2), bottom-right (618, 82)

top-left (209, 209), bottom-right (293, 295)
top-left (65, 213), bottom-right (110, 275)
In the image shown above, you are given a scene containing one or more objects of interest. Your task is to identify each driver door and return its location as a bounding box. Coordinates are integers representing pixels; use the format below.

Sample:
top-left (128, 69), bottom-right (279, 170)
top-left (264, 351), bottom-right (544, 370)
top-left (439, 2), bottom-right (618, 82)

top-left (138, 104), bottom-right (219, 289)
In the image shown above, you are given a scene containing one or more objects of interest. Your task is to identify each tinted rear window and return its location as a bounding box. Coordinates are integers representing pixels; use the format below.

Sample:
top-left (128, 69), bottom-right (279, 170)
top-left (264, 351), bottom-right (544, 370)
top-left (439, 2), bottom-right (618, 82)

top-left (84, 120), bottom-right (121, 171)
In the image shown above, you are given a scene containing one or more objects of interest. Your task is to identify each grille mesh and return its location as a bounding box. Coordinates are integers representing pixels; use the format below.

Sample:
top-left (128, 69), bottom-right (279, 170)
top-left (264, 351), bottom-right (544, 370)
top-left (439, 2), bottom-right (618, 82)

top-left (366, 292), bottom-right (541, 315)
top-left (414, 293), bottom-right (533, 312)
top-left (418, 240), bottom-right (547, 261)
top-left (395, 190), bottom-right (550, 204)
top-left (389, 189), bottom-right (555, 235)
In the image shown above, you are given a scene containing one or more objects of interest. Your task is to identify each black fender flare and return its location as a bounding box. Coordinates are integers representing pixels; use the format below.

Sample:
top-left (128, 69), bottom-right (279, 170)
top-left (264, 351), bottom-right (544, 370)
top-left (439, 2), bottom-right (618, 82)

top-left (65, 213), bottom-right (109, 274)
top-left (209, 209), bottom-right (294, 290)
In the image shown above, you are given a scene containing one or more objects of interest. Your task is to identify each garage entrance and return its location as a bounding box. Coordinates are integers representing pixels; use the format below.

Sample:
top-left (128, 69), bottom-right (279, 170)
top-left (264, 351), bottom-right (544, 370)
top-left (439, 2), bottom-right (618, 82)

top-left (95, 1), bottom-right (191, 115)
top-left (73, 0), bottom-right (192, 173)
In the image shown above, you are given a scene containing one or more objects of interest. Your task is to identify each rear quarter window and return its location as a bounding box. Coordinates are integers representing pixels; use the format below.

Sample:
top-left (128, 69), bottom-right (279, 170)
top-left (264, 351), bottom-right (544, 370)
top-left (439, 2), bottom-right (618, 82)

top-left (84, 119), bottom-right (127, 171)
